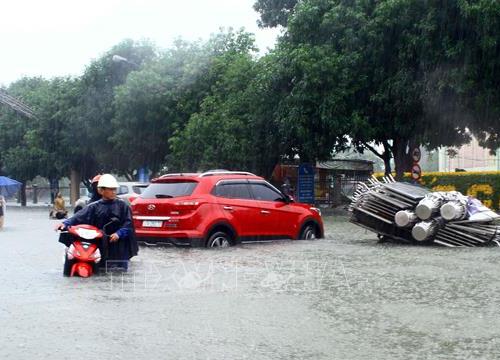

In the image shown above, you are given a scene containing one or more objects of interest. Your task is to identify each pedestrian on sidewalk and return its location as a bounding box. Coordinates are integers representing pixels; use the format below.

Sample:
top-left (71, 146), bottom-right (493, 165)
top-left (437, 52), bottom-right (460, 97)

top-left (0, 195), bottom-right (5, 229)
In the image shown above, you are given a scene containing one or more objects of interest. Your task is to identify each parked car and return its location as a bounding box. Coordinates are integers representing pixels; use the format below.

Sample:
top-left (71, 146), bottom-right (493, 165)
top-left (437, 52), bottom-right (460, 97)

top-left (116, 182), bottom-right (149, 204)
top-left (131, 171), bottom-right (324, 248)
top-left (74, 182), bottom-right (149, 212)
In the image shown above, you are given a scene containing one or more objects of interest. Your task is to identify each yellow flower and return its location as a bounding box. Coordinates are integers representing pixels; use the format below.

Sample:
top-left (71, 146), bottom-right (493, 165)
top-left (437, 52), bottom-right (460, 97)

top-left (432, 185), bottom-right (456, 192)
top-left (467, 184), bottom-right (494, 209)
top-left (467, 184), bottom-right (494, 196)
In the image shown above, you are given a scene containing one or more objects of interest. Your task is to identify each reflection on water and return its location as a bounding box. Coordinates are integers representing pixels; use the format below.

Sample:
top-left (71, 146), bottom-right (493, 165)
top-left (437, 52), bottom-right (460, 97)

top-left (1, 209), bottom-right (500, 359)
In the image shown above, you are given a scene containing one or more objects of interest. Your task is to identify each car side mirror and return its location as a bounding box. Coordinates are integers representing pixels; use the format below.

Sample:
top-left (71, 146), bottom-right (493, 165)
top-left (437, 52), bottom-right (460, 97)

top-left (284, 195), bottom-right (294, 204)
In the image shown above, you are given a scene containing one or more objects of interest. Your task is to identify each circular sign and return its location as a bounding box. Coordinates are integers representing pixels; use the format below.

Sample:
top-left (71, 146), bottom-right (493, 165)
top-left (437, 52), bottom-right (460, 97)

top-left (411, 164), bottom-right (422, 180)
top-left (411, 147), bottom-right (422, 162)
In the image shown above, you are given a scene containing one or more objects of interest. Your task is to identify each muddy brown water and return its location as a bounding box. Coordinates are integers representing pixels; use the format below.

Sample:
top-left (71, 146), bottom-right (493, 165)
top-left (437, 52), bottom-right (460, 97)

top-left (0, 208), bottom-right (499, 359)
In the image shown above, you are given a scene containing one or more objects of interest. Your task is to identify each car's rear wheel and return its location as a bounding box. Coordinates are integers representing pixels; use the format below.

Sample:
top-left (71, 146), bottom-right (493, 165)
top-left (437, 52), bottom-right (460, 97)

top-left (207, 231), bottom-right (231, 248)
top-left (299, 224), bottom-right (317, 240)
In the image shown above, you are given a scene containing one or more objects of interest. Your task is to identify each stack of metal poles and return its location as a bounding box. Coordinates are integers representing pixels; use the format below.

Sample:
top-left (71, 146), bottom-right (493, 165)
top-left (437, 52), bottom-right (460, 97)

top-left (349, 176), bottom-right (500, 247)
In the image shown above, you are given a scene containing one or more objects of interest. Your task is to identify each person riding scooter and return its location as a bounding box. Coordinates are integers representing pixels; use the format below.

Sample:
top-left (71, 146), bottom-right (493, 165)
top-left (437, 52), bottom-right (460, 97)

top-left (88, 174), bottom-right (102, 203)
top-left (55, 174), bottom-right (138, 270)
top-left (74, 174), bottom-right (102, 214)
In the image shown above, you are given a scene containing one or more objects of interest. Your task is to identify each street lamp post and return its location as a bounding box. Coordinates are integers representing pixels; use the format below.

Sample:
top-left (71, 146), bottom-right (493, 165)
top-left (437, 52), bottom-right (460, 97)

top-left (112, 55), bottom-right (140, 68)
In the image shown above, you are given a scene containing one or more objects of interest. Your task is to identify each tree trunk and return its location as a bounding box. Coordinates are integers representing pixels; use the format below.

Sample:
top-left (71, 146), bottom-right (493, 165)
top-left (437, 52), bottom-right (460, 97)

top-left (383, 153), bottom-right (392, 176)
top-left (70, 169), bottom-right (81, 206)
top-left (393, 138), bottom-right (414, 180)
top-left (20, 183), bottom-right (26, 207)
top-left (362, 142), bottom-right (392, 176)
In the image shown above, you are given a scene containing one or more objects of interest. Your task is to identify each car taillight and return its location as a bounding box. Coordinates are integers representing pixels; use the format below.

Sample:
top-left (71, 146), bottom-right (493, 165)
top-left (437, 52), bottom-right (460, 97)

top-left (172, 200), bottom-right (202, 213)
top-left (175, 200), bottom-right (201, 210)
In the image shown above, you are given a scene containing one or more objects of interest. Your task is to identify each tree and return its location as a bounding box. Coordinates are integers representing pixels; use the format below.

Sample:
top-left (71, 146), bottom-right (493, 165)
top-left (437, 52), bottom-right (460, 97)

top-left (168, 38), bottom-right (260, 173)
top-left (70, 39), bottom-right (157, 194)
top-left (0, 77), bottom-right (52, 205)
top-left (443, 0), bottom-right (500, 151)
top-left (254, 0), bottom-right (299, 27)
top-left (113, 39), bottom-right (213, 176)
top-left (165, 29), bottom-right (305, 178)
top-left (257, 0), bottom-right (499, 178)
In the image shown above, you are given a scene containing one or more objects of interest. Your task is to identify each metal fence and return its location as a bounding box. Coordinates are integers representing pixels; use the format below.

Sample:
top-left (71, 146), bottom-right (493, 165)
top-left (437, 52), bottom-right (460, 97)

top-left (275, 171), bottom-right (371, 207)
top-left (8, 186), bottom-right (85, 205)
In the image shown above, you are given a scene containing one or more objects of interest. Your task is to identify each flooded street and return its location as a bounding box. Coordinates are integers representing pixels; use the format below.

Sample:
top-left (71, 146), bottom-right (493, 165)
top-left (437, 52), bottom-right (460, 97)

top-left (1, 208), bottom-right (499, 359)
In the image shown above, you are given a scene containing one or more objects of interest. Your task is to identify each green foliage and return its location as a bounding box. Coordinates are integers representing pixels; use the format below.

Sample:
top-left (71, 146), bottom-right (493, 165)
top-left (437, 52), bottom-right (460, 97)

top-left (254, 0), bottom-right (299, 27)
top-left (1, 2), bottom-right (499, 185)
top-left (168, 30), bottom-right (270, 173)
top-left (78, 39), bottom-right (158, 178)
top-left (113, 39), bottom-right (212, 174)
top-left (274, 0), bottom-right (500, 177)
top-left (0, 77), bottom-right (52, 181)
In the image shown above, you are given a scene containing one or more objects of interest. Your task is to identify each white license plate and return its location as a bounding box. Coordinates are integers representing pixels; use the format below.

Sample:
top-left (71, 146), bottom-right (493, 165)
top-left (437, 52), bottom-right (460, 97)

top-left (143, 220), bottom-right (163, 228)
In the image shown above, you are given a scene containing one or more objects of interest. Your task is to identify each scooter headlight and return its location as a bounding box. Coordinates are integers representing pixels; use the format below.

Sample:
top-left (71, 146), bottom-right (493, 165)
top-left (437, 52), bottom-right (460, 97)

top-left (67, 245), bottom-right (82, 259)
top-left (91, 248), bottom-right (102, 263)
top-left (67, 245), bottom-right (76, 260)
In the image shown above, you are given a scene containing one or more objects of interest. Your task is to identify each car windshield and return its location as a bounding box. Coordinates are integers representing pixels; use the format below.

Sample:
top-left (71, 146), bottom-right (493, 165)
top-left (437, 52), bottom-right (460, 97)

top-left (140, 182), bottom-right (197, 199)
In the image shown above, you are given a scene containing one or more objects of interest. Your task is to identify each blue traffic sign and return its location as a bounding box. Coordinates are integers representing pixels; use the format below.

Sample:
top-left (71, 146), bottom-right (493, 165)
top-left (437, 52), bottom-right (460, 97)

top-left (297, 163), bottom-right (315, 204)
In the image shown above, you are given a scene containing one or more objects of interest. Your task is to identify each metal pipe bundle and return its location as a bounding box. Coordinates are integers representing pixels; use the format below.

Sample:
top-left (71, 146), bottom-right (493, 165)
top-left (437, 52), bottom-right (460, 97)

top-left (440, 201), bottom-right (467, 221)
top-left (349, 177), bottom-right (500, 247)
top-left (412, 218), bottom-right (444, 241)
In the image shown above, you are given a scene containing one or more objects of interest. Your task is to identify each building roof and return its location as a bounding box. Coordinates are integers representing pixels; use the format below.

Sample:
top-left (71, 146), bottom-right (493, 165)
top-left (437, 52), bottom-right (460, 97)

top-left (316, 159), bottom-right (374, 171)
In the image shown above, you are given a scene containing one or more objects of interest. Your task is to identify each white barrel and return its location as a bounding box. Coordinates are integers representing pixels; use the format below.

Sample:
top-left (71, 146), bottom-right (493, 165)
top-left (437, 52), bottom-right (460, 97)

top-left (395, 210), bottom-right (418, 228)
top-left (416, 198), bottom-right (441, 220)
top-left (412, 220), bottom-right (438, 241)
top-left (440, 201), bottom-right (466, 221)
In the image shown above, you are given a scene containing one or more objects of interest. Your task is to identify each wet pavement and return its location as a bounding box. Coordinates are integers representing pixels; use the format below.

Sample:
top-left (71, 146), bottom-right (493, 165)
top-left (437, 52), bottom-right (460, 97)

top-left (0, 207), bottom-right (499, 359)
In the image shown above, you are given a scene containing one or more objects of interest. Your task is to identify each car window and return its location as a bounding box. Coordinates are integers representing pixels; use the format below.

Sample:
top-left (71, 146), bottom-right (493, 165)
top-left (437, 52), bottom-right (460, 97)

top-left (214, 183), bottom-right (252, 199)
top-left (117, 185), bottom-right (129, 195)
top-left (132, 185), bottom-right (147, 194)
top-left (141, 182), bottom-right (197, 199)
top-left (249, 183), bottom-right (284, 202)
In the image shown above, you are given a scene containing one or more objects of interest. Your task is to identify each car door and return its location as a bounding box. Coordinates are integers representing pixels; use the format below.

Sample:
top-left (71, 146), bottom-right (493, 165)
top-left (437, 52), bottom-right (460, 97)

top-left (213, 181), bottom-right (262, 238)
top-left (248, 181), bottom-right (301, 239)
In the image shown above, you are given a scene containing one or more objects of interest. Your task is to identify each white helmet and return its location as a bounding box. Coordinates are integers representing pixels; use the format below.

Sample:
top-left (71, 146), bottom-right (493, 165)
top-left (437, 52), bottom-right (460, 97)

top-left (97, 174), bottom-right (119, 189)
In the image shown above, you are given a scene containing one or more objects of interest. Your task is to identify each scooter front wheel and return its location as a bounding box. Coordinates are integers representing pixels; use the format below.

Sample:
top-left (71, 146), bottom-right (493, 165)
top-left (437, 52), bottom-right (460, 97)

top-left (63, 254), bottom-right (74, 276)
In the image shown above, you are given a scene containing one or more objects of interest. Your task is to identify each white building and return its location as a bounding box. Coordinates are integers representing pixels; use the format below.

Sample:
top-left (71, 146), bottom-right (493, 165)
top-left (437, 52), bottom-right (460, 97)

top-left (437, 137), bottom-right (500, 172)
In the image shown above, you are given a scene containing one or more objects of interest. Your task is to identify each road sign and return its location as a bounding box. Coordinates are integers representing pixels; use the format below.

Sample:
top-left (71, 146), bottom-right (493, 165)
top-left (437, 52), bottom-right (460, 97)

top-left (411, 147), bottom-right (421, 163)
top-left (411, 164), bottom-right (422, 180)
top-left (137, 167), bottom-right (150, 183)
top-left (297, 163), bottom-right (315, 204)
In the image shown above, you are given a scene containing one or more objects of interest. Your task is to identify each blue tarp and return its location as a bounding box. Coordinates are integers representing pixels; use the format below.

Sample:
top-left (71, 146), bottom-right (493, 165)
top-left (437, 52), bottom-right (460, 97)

top-left (0, 176), bottom-right (22, 197)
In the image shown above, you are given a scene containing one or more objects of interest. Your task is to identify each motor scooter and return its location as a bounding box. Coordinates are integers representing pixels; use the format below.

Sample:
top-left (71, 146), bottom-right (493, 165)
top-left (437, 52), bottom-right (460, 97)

top-left (59, 219), bottom-right (117, 277)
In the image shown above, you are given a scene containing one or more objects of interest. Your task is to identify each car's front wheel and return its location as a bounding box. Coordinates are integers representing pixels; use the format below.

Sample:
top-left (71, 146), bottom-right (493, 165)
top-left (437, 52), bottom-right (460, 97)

top-left (299, 224), bottom-right (317, 240)
top-left (207, 231), bottom-right (231, 248)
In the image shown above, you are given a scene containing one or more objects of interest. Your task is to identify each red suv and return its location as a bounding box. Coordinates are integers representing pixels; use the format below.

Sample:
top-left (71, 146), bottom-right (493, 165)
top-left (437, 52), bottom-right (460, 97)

top-left (131, 171), bottom-right (324, 248)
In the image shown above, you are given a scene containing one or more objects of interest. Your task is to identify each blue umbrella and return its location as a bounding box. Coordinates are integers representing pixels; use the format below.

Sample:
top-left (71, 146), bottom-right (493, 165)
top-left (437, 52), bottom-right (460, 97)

top-left (0, 176), bottom-right (22, 197)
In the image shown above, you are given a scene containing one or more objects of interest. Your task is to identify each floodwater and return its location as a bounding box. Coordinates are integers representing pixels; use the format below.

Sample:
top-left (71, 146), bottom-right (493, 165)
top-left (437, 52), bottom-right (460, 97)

top-left (0, 208), bottom-right (499, 359)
